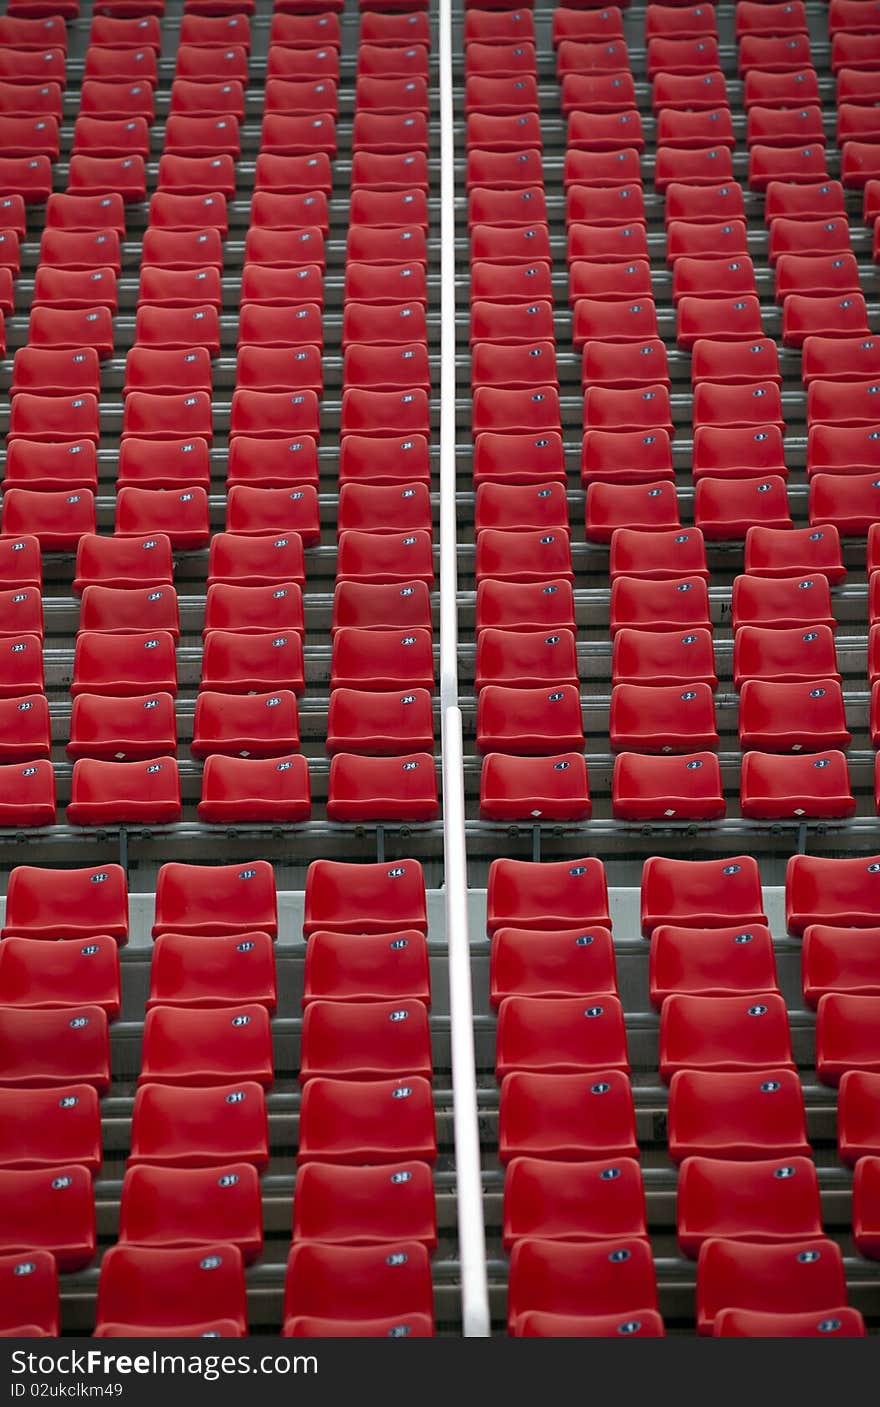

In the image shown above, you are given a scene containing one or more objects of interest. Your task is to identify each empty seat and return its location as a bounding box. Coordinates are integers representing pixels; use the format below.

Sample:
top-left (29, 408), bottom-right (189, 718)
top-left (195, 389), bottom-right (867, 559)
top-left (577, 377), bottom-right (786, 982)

top-left (206, 534), bottom-right (306, 591)
top-left (331, 581), bottom-right (431, 635)
top-left (153, 861), bottom-right (277, 940)
top-left (503, 1156), bottom-right (646, 1251)
top-left (676, 295), bottom-right (764, 350)
top-left (677, 1156), bottom-right (823, 1258)
top-left (200, 630), bottom-right (305, 695)
top-left (499, 1070), bottom-right (638, 1166)
top-left (72, 630), bottom-right (177, 699)
top-left (1, 489), bottom-right (95, 551)
top-left (808, 426), bottom-right (880, 479)
top-left (787, 854), bottom-right (880, 935)
top-left (572, 297), bottom-right (658, 349)
top-left (474, 627), bottom-right (579, 692)
top-left (816, 993), bottom-right (880, 1084)
top-left (225, 486), bottom-right (319, 546)
top-left (609, 577), bottom-right (711, 636)
top-left (2, 863), bottom-right (127, 942)
top-left (0, 1006), bottom-right (110, 1091)
top-left (282, 1241), bottom-right (433, 1339)
top-left (667, 1068), bottom-right (810, 1164)
top-left (741, 750), bottom-right (854, 820)
top-left (134, 305), bottom-right (220, 357)
top-left (337, 482), bottom-right (431, 537)
top-left (782, 293), bottom-right (870, 347)
top-left (660, 993), bottom-right (794, 1081)
top-left (139, 1005), bottom-right (273, 1088)
top-left (128, 1082), bottom-right (268, 1171)
top-left (475, 580), bottom-right (576, 635)
top-left (802, 337), bottom-right (880, 388)
top-left (608, 528), bottom-right (709, 582)
top-left (695, 476), bottom-right (793, 540)
top-left (0, 934), bottom-right (119, 1016)
top-left (325, 688), bottom-right (434, 756)
top-left (28, 307), bottom-right (114, 359)
top-left (666, 220), bottom-right (749, 267)
top-left (0, 1166), bottom-right (94, 1271)
top-left (0, 695), bottom-right (50, 762)
top-left (490, 924), bottom-right (616, 1008)
top-left (303, 928), bottom-right (430, 1008)
top-left (696, 1238), bottom-right (847, 1337)
top-left (148, 931), bottom-right (277, 1013)
top-left (338, 435), bottom-right (430, 489)
top-left (581, 429), bottom-right (673, 488)
top-left (474, 529), bottom-right (573, 586)
top-left (507, 1237), bottom-right (658, 1338)
top-left (733, 625), bottom-right (839, 689)
top-left (3, 440), bottom-right (98, 494)
top-left (730, 574), bottom-right (834, 632)
top-left (739, 679), bottom-right (851, 753)
top-left (68, 757), bottom-right (181, 827)
top-left (227, 436), bottom-right (319, 491)
top-left (80, 585), bottom-right (180, 639)
top-left (649, 923), bottom-right (778, 1009)
top-left (496, 995), bottom-right (629, 1081)
top-left (673, 257), bottom-right (758, 305)
top-left (8, 393), bottom-right (100, 445)
top-left (326, 753), bottom-right (437, 824)
top-left (581, 338), bottom-right (669, 392)
top-left (330, 627), bottom-right (433, 692)
top-left (744, 524), bottom-right (845, 584)
top-left (303, 858), bottom-right (426, 937)
top-left (297, 1075), bottom-right (436, 1167)
top-left (476, 684), bottom-right (585, 756)
top-left (641, 855), bottom-right (766, 937)
top-left (582, 385), bottom-right (673, 436)
top-left (292, 1162), bottom-right (436, 1251)
top-left (480, 753), bottom-right (592, 823)
top-left (0, 1249), bottom-right (58, 1337)
top-left (94, 1244), bottom-right (247, 1337)
top-left (613, 752), bottom-right (725, 821)
top-left (611, 627), bottom-right (717, 690)
top-left (664, 181), bottom-right (745, 226)
top-left (714, 1306), bottom-right (866, 1337)
top-left (203, 583), bottom-right (303, 639)
top-left (609, 683), bottom-right (719, 754)
top-left (300, 998), bottom-right (431, 1083)
top-left (0, 635), bottom-right (43, 699)
top-left (73, 533), bottom-right (174, 596)
top-left (118, 1164), bottom-right (262, 1264)
top-left (487, 857), bottom-right (610, 935)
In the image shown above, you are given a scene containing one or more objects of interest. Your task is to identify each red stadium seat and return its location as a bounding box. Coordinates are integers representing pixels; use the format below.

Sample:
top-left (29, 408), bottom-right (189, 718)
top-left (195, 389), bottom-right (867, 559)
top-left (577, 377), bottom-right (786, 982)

top-left (609, 682), bottom-right (718, 753)
top-left (0, 1249), bottom-right (58, 1337)
top-left (487, 857), bottom-right (609, 936)
top-left (743, 524), bottom-right (846, 584)
top-left (741, 750), bottom-right (854, 820)
top-left (586, 480), bottom-right (680, 542)
top-left (660, 993), bottom-right (794, 1081)
top-left (147, 931), bottom-right (277, 1013)
top-left (282, 1241), bottom-right (433, 1339)
top-left (739, 679), bottom-right (850, 753)
top-left (0, 1006), bottom-right (110, 1091)
top-left (303, 858), bottom-right (427, 937)
top-left (692, 427), bottom-right (787, 481)
top-left (677, 1157), bottom-right (823, 1258)
top-left (649, 923), bottom-right (778, 1008)
top-left (476, 684), bottom-right (585, 756)
top-left (139, 1004), bottom-right (273, 1088)
top-left (0, 1166), bottom-right (94, 1271)
top-left (2, 862), bottom-right (127, 942)
top-left (672, 256), bottom-right (757, 303)
top-left (292, 1162), bottom-right (436, 1250)
top-left (611, 627), bottom-right (717, 690)
top-left (507, 1237), bottom-right (657, 1338)
top-left (72, 630), bottom-right (177, 699)
top-left (325, 688), bottom-right (433, 756)
top-left (641, 855), bottom-right (766, 937)
top-left (802, 925), bottom-right (880, 1008)
top-left (667, 1068), bottom-right (810, 1164)
top-left (300, 998), bottom-right (431, 1082)
top-left (664, 181), bottom-right (745, 226)
top-left (472, 343), bottom-right (559, 394)
top-left (73, 534), bottom-right (173, 597)
top-left (326, 753), bottom-right (438, 823)
top-left (198, 755), bottom-right (311, 825)
top-left (94, 1244), bottom-right (247, 1338)
top-left (801, 337), bottom-right (880, 387)
top-left (480, 752), bottom-right (592, 822)
top-left (582, 383), bottom-right (673, 434)
top-left (694, 476), bottom-right (792, 540)
top-left (153, 860), bottom-right (277, 940)
top-left (134, 304), bottom-right (220, 356)
top-left (68, 757), bottom-right (181, 827)
top-left (127, 1082), bottom-right (269, 1171)
top-left (696, 1238), bottom-right (847, 1337)
top-left (730, 574), bottom-right (835, 632)
top-left (296, 1075), bottom-right (436, 1167)
top-left (330, 627), bottom-right (433, 692)
top-left (581, 338), bottom-right (669, 391)
top-left (609, 527), bottom-right (709, 582)
top-left (816, 993), bottom-right (880, 1083)
top-left (68, 692), bottom-right (176, 764)
top-left (225, 486), bottom-right (319, 546)
top-left (714, 1306), bottom-right (866, 1337)
top-left (474, 627), bottom-right (578, 692)
top-left (337, 483), bottom-right (432, 537)
top-left (118, 1163), bottom-right (262, 1263)
top-left (496, 995), bottom-right (628, 1082)
top-left (733, 625), bottom-right (839, 689)
top-left (782, 292), bottom-right (870, 347)
top-left (612, 752), bottom-right (725, 821)
top-left (490, 924), bottom-right (616, 1007)
top-left (503, 1156), bottom-right (646, 1251)
top-left (303, 928), bottom-right (430, 1007)
top-left (676, 295), bottom-right (764, 349)
top-left (0, 934), bottom-right (119, 1015)
top-left (2, 488), bottom-right (95, 551)
top-left (206, 534), bottom-right (306, 590)
top-left (474, 432), bottom-right (566, 487)
top-left (0, 694), bottom-right (50, 762)
top-left (581, 429), bottom-right (674, 486)
top-left (568, 222), bottom-right (648, 264)
top-left (499, 1069), bottom-right (637, 1166)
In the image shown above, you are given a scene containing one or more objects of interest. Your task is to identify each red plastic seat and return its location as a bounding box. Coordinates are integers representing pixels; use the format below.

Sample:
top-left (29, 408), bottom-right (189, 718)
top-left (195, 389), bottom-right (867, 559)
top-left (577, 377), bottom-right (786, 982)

top-left (303, 927), bottom-right (430, 1007)
top-left (741, 750), bottom-right (854, 820)
top-left (270, 10), bottom-right (341, 45)
top-left (507, 1237), bottom-right (657, 1337)
top-left (668, 1068), bottom-right (810, 1164)
top-left (121, 394), bottom-right (212, 449)
top-left (225, 486), bottom-right (319, 546)
top-left (2, 488), bottom-right (95, 551)
top-left (572, 297), bottom-right (659, 350)
top-left (568, 222), bottom-right (648, 265)
top-left (560, 68), bottom-right (636, 114)
top-left (117, 1164), bottom-right (261, 1265)
top-left (67, 152), bottom-right (146, 204)
top-left (677, 294), bottom-right (764, 350)
top-left (330, 580), bottom-right (431, 635)
top-left (262, 78), bottom-right (337, 122)
top-left (137, 264), bottom-right (223, 309)
top-left (326, 753), bottom-right (437, 823)
top-left (608, 527), bottom-right (708, 582)
top-left (657, 108), bottom-right (734, 152)
top-left (337, 482), bottom-right (431, 536)
top-left (0, 1006), bottom-right (110, 1090)
top-left (472, 342), bottom-right (558, 394)
top-left (72, 534), bottom-right (173, 597)
top-left (152, 860), bottom-right (277, 942)
top-left (113, 487), bottom-right (209, 550)
top-left (473, 432), bottom-right (565, 490)
top-left (147, 930), bottom-right (276, 1014)
top-left (0, 588), bottom-right (43, 640)
top-left (653, 69), bottom-right (728, 112)
top-left (580, 338), bottom-right (669, 392)
top-left (198, 755), bottom-right (310, 825)
top-left (647, 34), bottom-right (719, 77)
top-left (731, 574), bottom-right (834, 633)
top-left (586, 482), bottom-right (680, 543)
top-left (582, 383), bottom-right (673, 434)
top-left (673, 255), bottom-right (757, 303)
top-left (0, 1248), bottom-right (59, 1336)
top-left (566, 184), bottom-right (646, 231)
top-left (134, 304), bottom-right (220, 357)
top-left (325, 687), bottom-right (433, 756)
top-left (664, 181), bottom-right (746, 227)
top-left (0, 758), bottom-right (53, 827)
top-left (496, 995), bottom-right (628, 1082)
top-left (476, 684), bottom-right (584, 756)
top-left (833, 30), bottom-right (880, 70)
top-left (807, 425), bottom-right (880, 480)
top-left (67, 756), bottom-right (180, 826)
top-left (300, 997), bottom-right (431, 1083)
top-left (33, 267), bottom-right (118, 314)
top-left (733, 624), bottom-right (839, 690)
top-left (335, 531), bottom-right (434, 587)
top-left (2, 861), bottom-right (126, 943)
top-left (740, 678), bottom-right (851, 754)
top-left (776, 253), bottom-right (861, 304)
top-left (836, 1069), bottom-right (880, 1165)
top-left (36, 227), bottom-right (121, 274)
top-left (612, 627), bottom-right (717, 690)
top-left (229, 389), bottom-right (321, 441)
top-left (581, 429), bottom-right (674, 487)
top-left (480, 753), bottom-right (591, 822)
top-left (71, 630), bottom-right (177, 699)
top-left (677, 1156), bottom-right (823, 1258)
top-left (499, 1068), bottom-right (637, 1166)
top-left (139, 1004), bottom-right (273, 1088)
top-left (192, 688), bottom-right (295, 764)
top-left (338, 435), bottom-right (430, 489)
top-left (200, 629), bottom-right (305, 695)
top-left (474, 484), bottom-right (569, 537)
top-left (464, 72), bottom-right (538, 117)
top-left (695, 476), bottom-right (792, 540)
top-left (696, 1237), bottom-right (847, 1337)
top-left (202, 583), bottom-right (303, 639)
top-left (127, 1081), bottom-right (268, 1172)
top-left (810, 472), bottom-right (880, 536)
top-left (206, 534), bottom-right (306, 591)
top-left (297, 1075), bottom-right (436, 1167)
top-left (330, 626), bottom-right (432, 693)
top-left (3, 440), bottom-right (97, 494)
top-left (815, 993), bottom-right (880, 1083)
top-left (489, 923), bottom-right (615, 1008)
top-left (567, 109), bottom-right (644, 153)
top-left (768, 218), bottom-right (851, 268)
top-left (660, 992), bottom-right (794, 1081)
top-left (470, 297), bottom-right (553, 345)
top-left (0, 932), bottom-right (117, 1015)
top-left (609, 682), bottom-right (718, 754)
top-left (147, 190), bottom-right (229, 235)
top-left (292, 1162), bottom-right (435, 1251)
top-left (94, 1243), bottom-right (247, 1337)
top-left (303, 858), bottom-right (426, 938)
top-left (502, 1156), bottom-right (645, 1251)
top-left (612, 752), bottom-right (724, 821)
top-left (782, 292), bottom-right (870, 347)
top-left (743, 524), bottom-right (845, 585)
top-left (714, 1306), bottom-right (865, 1337)
top-left (802, 924), bottom-right (880, 1009)
top-left (655, 145), bottom-right (735, 193)
top-left (740, 33), bottom-right (813, 74)
top-left (0, 694), bottom-right (49, 762)
top-left (641, 855), bottom-right (766, 938)
top-left (487, 857), bottom-right (609, 936)
top-left (802, 337), bottom-right (880, 388)
top-left (282, 1241), bottom-right (432, 1338)
top-left (474, 627), bottom-right (578, 692)
top-left (0, 634), bottom-right (43, 699)
top-left (610, 576), bottom-right (710, 638)
top-left (764, 180), bottom-right (846, 225)
top-left (649, 922), bottom-right (778, 1009)
top-left (344, 260), bottom-right (427, 306)
top-left (0, 1166), bottom-right (94, 1271)
top-left (226, 435), bottom-right (318, 491)
top-left (123, 349), bottom-right (212, 402)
